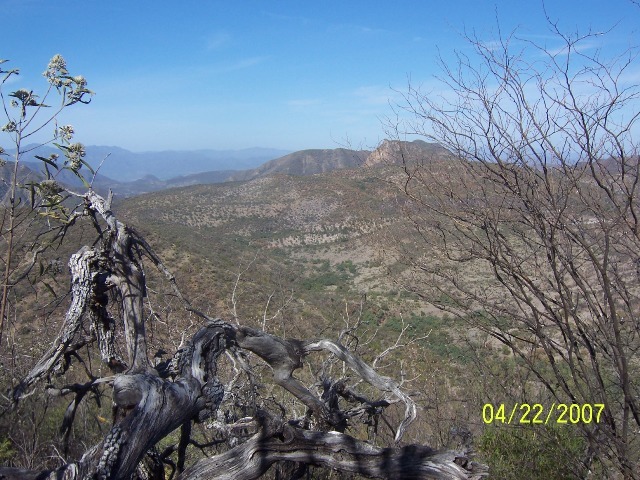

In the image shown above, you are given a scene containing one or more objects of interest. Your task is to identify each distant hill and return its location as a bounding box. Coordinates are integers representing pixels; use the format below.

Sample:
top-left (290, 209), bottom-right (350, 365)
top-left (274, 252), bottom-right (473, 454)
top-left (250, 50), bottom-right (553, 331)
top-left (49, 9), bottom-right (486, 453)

top-left (365, 139), bottom-right (453, 167)
top-left (23, 160), bottom-right (120, 190)
top-left (131, 140), bottom-right (445, 251)
top-left (89, 141), bottom-right (450, 197)
top-left (229, 148), bottom-right (370, 181)
top-left (0, 159), bottom-right (117, 205)
top-left (4, 141), bottom-right (454, 198)
top-left (0, 162), bottom-right (42, 205)
top-left (101, 170), bottom-right (238, 197)
top-left (112, 162), bottom-right (422, 315)
top-left (116, 165), bottom-right (402, 260)
top-left (99, 146), bottom-right (291, 181)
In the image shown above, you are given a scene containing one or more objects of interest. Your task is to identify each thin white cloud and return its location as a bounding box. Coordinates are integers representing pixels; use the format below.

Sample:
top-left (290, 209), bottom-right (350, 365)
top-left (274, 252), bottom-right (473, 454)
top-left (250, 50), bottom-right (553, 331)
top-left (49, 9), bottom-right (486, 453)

top-left (505, 30), bottom-right (609, 58)
top-left (287, 98), bottom-right (323, 107)
top-left (329, 23), bottom-right (390, 35)
top-left (91, 55), bottom-right (272, 103)
top-left (263, 11), bottom-right (311, 25)
top-left (222, 56), bottom-right (269, 72)
top-left (479, 40), bottom-right (506, 52)
top-left (203, 56), bottom-right (271, 75)
top-left (618, 66), bottom-right (640, 86)
top-left (353, 85), bottom-right (398, 106)
top-left (205, 32), bottom-right (231, 50)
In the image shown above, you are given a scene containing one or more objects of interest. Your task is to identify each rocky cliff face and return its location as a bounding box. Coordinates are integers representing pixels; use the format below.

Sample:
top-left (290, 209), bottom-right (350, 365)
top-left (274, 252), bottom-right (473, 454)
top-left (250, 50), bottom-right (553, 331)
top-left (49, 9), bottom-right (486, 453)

top-left (230, 141), bottom-right (453, 182)
top-left (365, 139), bottom-right (453, 167)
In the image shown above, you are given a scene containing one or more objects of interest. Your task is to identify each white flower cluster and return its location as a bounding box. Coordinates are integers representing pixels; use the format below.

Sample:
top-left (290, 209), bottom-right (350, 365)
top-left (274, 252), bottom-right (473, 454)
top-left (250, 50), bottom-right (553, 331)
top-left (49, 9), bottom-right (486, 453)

top-left (65, 142), bottom-right (86, 172)
top-left (43, 54), bottom-right (68, 86)
top-left (39, 179), bottom-right (64, 197)
top-left (56, 124), bottom-right (75, 142)
top-left (72, 76), bottom-right (87, 88)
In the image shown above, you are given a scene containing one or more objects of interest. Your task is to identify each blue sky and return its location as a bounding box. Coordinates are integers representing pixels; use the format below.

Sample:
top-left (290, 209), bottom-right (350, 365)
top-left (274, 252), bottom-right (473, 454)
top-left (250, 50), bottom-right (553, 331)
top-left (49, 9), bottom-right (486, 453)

top-left (2, 0), bottom-right (639, 152)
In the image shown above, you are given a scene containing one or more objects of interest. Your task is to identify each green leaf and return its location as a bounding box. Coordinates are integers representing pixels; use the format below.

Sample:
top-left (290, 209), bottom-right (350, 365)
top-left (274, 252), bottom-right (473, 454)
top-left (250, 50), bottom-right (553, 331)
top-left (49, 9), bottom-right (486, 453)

top-left (62, 165), bottom-right (91, 187)
top-left (35, 155), bottom-right (59, 169)
top-left (79, 158), bottom-right (95, 175)
top-left (54, 143), bottom-right (70, 153)
top-left (72, 173), bottom-right (91, 189)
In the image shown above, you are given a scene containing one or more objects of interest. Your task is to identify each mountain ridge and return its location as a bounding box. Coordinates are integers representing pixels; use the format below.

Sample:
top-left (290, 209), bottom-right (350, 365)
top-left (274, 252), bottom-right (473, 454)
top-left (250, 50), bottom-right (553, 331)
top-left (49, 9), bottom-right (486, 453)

top-left (229, 148), bottom-right (371, 182)
top-left (6, 140), bottom-right (449, 197)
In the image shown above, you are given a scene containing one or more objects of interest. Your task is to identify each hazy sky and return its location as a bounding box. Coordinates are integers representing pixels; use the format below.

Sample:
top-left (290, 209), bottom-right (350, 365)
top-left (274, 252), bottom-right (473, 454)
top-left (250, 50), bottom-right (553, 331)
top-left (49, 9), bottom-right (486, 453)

top-left (2, 0), bottom-right (638, 152)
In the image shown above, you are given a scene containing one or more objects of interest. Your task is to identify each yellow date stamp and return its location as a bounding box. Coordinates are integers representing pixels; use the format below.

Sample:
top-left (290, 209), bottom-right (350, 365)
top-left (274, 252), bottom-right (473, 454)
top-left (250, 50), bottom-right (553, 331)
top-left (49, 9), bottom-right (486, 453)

top-left (482, 403), bottom-right (605, 425)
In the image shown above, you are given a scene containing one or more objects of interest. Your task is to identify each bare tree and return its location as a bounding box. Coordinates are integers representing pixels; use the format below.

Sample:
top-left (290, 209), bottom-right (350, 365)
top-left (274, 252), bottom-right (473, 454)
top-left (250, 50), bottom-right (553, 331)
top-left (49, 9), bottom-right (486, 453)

top-left (390, 18), bottom-right (640, 479)
top-left (0, 189), bottom-right (487, 479)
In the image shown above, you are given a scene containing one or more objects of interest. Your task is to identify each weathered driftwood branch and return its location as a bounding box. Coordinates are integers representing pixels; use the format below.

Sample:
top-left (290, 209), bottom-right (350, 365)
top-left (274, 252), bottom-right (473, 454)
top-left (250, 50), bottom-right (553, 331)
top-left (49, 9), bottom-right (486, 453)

top-left (181, 413), bottom-right (486, 480)
top-left (306, 339), bottom-right (416, 442)
top-left (11, 247), bottom-right (102, 401)
top-left (3, 190), bottom-right (487, 479)
top-left (229, 327), bottom-right (416, 441)
top-left (86, 190), bottom-right (150, 372)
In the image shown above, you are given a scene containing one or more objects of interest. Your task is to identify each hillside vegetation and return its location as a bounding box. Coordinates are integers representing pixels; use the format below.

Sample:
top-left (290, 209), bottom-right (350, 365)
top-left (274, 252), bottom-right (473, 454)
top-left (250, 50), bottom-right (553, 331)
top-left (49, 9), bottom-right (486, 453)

top-left (113, 134), bottom-right (632, 477)
top-left (3, 22), bottom-right (638, 475)
top-left (111, 148), bottom-right (512, 452)
top-left (2, 127), bottom-right (629, 478)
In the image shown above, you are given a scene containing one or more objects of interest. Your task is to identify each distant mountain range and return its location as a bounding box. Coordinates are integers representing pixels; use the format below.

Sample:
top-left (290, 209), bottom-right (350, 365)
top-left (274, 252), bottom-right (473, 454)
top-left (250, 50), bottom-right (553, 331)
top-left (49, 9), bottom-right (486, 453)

top-left (7, 145), bottom-right (291, 181)
top-left (88, 146), bottom-right (292, 181)
top-left (4, 140), bottom-right (449, 198)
